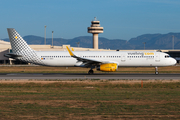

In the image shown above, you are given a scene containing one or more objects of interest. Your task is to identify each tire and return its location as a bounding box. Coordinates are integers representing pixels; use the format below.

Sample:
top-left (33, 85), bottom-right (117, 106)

top-left (88, 70), bottom-right (94, 75)
top-left (155, 71), bottom-right (159, 75)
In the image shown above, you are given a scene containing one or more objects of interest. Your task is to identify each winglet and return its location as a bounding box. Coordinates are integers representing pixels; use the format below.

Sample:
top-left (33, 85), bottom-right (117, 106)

top-left (66, 46), bottom-right (75, 56)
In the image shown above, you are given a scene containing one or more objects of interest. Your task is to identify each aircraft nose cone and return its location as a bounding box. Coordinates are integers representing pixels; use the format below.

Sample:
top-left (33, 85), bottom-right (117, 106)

top-left (172, 58), bottom-right (177, 65)
top-left (173, 59), bottom-right (177, 65)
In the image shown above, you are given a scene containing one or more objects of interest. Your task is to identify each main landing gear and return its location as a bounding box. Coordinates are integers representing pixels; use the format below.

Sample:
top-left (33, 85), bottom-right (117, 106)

top-left (155, 66), bottom-right (159, 75)
top-left (88, 69), bottom-right (94, 75)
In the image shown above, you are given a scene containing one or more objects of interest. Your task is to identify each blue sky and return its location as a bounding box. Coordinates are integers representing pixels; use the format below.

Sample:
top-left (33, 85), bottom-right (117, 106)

top-left (1, 0), bottom-right (180, 40)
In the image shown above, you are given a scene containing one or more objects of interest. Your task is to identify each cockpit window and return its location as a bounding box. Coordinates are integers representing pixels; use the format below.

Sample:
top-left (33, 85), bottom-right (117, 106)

top-left (165, 55), bottom-right (170, 58)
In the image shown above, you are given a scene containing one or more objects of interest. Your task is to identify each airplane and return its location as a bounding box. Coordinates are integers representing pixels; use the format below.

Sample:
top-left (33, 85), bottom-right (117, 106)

top-left (5, 28), bottom-right (177, 75)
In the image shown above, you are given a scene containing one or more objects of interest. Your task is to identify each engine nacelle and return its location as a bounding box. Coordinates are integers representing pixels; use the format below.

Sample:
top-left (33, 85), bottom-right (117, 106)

top-left (97, 63), bottom-right (118, 72)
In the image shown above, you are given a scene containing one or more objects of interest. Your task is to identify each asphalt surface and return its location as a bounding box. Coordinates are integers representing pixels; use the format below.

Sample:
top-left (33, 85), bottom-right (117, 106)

top-left (0, 73), bottom-right (179, 80)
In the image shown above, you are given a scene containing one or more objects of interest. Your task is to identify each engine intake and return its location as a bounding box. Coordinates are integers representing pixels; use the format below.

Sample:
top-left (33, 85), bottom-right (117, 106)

top-left (97, 63), bottom-right (118, 72)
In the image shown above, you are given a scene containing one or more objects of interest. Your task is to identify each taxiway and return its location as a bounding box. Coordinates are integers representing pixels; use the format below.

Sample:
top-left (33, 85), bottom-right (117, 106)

top-left (0, 73), bottom-right (179, 80)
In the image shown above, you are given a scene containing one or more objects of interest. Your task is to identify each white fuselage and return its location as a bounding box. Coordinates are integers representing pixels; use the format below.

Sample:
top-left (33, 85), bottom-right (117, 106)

top-left (35, 51), bottom-right (176, 67)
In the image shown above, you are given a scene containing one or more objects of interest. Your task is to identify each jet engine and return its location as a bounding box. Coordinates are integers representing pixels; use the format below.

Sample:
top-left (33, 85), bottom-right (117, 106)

top-left (97, 63), bottom-right (118, 72)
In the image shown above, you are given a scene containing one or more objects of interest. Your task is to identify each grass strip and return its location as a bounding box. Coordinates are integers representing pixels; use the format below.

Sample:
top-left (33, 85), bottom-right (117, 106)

top-left (0, 81), bottom-right (180, 119)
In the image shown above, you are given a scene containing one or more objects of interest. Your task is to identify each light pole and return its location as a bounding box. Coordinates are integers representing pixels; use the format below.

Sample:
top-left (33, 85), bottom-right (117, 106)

top-left (143, 42), bottom-right (146, 50)
top-left (172, 35), bottom-right (174, 50)
top-left (52, 31), bottom-right (54, 47)
top-left (44, 25), bottom-right (46, 45)
top-left (76, 42), bottom-right (80, 47)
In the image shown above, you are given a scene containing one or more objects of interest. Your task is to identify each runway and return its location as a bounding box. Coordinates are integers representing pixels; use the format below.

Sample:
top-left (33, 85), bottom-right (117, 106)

top-left (0, 73), bottom-right (179, 80)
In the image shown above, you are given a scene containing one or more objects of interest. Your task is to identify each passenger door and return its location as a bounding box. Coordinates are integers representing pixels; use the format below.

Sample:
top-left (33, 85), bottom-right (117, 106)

top-left (155, 53), bottom-right (160, 62)
top-left (121, 53), bottom-right (126, 62)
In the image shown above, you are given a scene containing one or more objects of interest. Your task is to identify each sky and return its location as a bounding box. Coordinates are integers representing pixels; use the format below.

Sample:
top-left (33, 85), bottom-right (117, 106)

top-left (1, 0), bottom-right (180, 40)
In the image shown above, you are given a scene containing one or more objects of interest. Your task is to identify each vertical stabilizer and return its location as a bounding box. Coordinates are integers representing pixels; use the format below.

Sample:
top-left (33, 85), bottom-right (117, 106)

top-left (7, 28), bottom-right (43, 65)
top-left (7, 28), bottom-right (34, 53)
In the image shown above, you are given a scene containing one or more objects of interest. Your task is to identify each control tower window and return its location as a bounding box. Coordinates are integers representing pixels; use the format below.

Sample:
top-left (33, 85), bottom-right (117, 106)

top-left (93, 23), bottom-right (99, 24)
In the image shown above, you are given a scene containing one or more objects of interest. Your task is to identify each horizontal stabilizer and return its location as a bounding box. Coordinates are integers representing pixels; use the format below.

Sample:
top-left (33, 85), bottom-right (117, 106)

top-left (4, 53), bottom-right (22, 58)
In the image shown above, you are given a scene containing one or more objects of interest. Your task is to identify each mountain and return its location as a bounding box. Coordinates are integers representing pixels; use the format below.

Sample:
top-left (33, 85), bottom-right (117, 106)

top-left (128, 33), bottom-right (180, 49)
top-left (3, 32), bottom-right (180, 50)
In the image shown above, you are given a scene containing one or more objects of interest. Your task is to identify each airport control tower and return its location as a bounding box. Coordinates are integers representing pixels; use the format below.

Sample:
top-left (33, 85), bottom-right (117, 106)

top-left (88, 17), bottom-right (103, 49)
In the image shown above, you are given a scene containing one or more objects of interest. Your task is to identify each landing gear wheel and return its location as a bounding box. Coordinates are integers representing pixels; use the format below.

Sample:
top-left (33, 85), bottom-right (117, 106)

top-left (88, 70), bottom-right (94, 75)
top-left (155, 71), bottom-right (159, 75)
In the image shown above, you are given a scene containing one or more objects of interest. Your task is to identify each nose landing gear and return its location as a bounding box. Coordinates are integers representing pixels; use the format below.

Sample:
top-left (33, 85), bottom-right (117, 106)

top-left (155, 67), bottom-right (159, 75)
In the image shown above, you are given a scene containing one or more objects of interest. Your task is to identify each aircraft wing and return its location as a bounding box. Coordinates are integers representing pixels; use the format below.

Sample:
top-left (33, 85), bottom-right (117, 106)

top-left (66, 46), bottom-right (116, 67)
